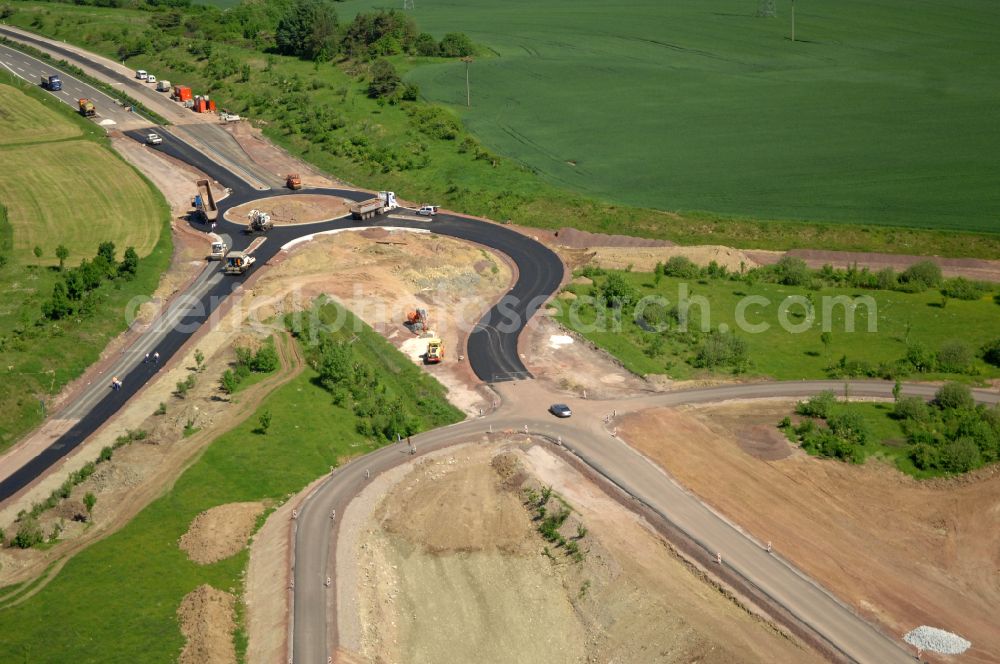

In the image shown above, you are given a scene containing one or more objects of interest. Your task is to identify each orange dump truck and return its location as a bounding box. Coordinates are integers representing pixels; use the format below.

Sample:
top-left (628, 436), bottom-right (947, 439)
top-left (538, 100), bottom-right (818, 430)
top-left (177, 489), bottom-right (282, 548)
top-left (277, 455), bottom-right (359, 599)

top-left (77, 98), bottom-right (96, 117)
top-left (172, 85), bottom-right (193, 102)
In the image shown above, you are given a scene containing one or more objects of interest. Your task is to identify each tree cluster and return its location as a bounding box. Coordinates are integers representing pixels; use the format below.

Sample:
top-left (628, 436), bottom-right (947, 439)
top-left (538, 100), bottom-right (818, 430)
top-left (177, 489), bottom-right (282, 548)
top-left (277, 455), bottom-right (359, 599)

top-left (219, 339), bottom-right (279, 394)
top-left (785, 384), bottom-right (1000, 474)
top-left (43, 242), bottom-right (139, 321)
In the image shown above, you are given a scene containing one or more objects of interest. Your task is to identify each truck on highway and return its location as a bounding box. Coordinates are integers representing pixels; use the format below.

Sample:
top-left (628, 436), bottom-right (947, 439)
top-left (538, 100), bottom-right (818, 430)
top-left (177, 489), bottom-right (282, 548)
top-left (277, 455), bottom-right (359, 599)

top-left (40, 75), bottom-right (62, 91)
top-left (350, 191), bottom-right (397, 220)
top-left (224, 251), bottom-right (255, 275)
top-left (78, 98), bottom-right (96, 117)
top-left (193, 178), bottom-right (217, 223)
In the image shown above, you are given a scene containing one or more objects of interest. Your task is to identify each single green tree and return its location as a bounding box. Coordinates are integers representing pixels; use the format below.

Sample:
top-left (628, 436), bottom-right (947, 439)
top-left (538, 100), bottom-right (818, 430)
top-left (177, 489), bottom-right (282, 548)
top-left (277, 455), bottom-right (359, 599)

top-left (257, 409), bottom-right (272, 434)
top-left (55, 244), bottom-right (69, 271)
top-left (33, 245), bottom-right (42, 265)
top-left (83, 492), bottom-right (97, 514)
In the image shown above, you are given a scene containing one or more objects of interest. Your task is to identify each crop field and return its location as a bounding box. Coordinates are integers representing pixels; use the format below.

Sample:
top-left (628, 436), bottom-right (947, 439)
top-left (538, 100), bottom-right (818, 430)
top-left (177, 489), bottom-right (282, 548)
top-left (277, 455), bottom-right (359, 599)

top-left (0, 84), bottom-right (80, 145)
top-left (333, 0), bottom-right (1000, 233)
top-left (0, 87), bottom-right (162, 263)
top-left (0, 75), bottom-right (170, 451)
top-left (557, 271), bottom-right (1000, 382)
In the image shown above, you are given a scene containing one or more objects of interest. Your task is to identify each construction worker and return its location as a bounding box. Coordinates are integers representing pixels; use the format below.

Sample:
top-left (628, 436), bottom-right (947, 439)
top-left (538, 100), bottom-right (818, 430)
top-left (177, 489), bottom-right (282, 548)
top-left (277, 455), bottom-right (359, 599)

top-left (153, 351), bottom-right (160, 365)
top-left (144, 352), bottom-right (150, 364)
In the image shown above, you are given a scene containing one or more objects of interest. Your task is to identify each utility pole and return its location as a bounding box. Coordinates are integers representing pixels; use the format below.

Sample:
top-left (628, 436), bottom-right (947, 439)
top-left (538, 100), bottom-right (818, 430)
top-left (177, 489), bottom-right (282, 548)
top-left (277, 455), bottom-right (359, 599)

top-left (461, 56), bottom-right (473, 107)
top-left (791, 0), bottom-right (796, 42)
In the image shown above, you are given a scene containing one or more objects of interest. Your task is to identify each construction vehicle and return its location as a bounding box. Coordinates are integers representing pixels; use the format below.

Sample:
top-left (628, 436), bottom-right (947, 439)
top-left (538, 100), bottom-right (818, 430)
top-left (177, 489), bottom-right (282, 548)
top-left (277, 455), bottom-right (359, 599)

top-left (350, 191), bottom-right (397, 220)
top-left (245, 209), bottom-right (273, 234)
top-left (40, 75), bottom-right (62, 91)
top-left (286, 174), bottom-right (302, 190)
top-left (209, 241), bottom-right (228, 261)
top-left (224, 251), bottom-right (255, 275)
top-left (405, 308), bottom-right (428, 333)
top-left (146, 133), bottom-right (163, 145)
top-left (221, 112), bottom-right (241, 123)
top-left (425, 338), bottom-right (444, 364)
top-left (193, 179), bottom-right (218, 223)
top-left (78, 98), bottom-right (96, 117)
top-left (171, 85), bottom-right (193, 102)
top-left (156, 79), bottom-right (171, 92)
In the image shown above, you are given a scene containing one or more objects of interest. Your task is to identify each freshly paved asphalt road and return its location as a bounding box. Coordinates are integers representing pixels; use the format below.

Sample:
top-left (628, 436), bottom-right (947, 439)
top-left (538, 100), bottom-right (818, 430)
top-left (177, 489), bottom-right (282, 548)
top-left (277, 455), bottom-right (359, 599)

top-left (0, 56), bottom-right (563, 501)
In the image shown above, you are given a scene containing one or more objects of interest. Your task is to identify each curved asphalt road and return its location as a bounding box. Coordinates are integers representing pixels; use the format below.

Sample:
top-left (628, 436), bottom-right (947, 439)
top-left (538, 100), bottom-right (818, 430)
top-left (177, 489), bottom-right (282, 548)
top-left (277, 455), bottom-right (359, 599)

top-left (0, 74), bottom-right (562, 502)
top-left (295, 381), bottom-right (998, 664)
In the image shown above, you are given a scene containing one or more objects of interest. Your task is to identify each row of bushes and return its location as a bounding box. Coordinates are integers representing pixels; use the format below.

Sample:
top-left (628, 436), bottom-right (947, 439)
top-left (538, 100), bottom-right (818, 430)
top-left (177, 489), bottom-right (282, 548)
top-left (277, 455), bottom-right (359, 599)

top-left (637, 255), bottom-right (995, 299)
top-left (4, 429), bottom-right (146, 549)
top-left (828, 336), bottom-right (1000, 381)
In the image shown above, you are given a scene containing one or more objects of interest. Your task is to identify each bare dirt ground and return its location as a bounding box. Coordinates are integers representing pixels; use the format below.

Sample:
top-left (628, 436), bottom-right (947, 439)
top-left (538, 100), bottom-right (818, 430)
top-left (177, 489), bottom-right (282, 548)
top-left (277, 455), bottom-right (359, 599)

top-left (522, 315), bottom-right (656, 399)
top-left (585, 244), bottom-right (760, 273)
top-left (225, 195), bottom-right (352, 226)
top-left (179, 502), bottom-right (266, 565)
top-left (177, 584), bottom-right (238, 664)
top-left (223, 121), bottom-right (345, 188)
top-left (336, 441), bottom-right (822, 664)
top-left (618, 400), bottom-right (1000, 664)
top-left (260, 230), bottom-right (511, 415)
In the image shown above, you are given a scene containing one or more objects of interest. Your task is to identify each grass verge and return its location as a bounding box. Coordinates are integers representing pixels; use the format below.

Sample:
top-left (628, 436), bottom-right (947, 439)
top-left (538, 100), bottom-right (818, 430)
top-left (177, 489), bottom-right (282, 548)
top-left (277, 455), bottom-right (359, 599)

top-left (0, 72), bottom-right (170, 452)
top-left (0, 303), bottom-right (461, 662)
top-left (556, 268), bottom-right (1000, 382)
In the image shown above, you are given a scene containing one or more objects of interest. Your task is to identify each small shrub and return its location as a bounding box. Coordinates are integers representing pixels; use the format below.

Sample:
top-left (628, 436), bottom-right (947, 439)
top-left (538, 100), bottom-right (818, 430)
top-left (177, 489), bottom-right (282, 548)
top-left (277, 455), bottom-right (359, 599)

top-left (935, 382), bottom-right (974, 411)
top-left (796, 391), bottom-right (837, 418)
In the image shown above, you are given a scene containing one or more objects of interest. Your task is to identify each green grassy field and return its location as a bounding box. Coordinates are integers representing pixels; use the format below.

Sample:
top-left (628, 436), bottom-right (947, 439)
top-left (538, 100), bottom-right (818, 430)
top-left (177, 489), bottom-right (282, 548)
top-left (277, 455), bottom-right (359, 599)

top-left (0, 85), bottom-right (80, 145)
top-left (333, 0), bottom-right (1000, 234)
top-left (557, 270), bottom-right (1000, 381)
top-left (0, 308), bottom-right (461, 663)
top-left (0, 74), bottom-right (170, 451)
top-left (6, 2), bottom-right (1000, 259)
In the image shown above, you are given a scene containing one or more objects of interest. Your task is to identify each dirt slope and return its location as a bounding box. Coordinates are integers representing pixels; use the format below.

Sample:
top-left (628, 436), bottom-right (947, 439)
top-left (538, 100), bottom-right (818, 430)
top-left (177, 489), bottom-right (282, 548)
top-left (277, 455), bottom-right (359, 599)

top-left (340, 443), bottom-right (822, 664)
top-left (619, 401), bottom-right (1000, 664)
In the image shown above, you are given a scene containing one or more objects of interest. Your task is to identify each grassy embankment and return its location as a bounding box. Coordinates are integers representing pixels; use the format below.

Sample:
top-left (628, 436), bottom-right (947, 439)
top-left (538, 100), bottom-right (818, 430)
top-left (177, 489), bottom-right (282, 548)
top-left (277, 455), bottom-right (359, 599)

top-left (0, 302), bottom-right (462, 662)
top-left (5, 1), bottom-right (1000, 259)
top-left (0, 73), bottom-right (170, 452)
top-left (556, 268), bottom-right (1000, 383)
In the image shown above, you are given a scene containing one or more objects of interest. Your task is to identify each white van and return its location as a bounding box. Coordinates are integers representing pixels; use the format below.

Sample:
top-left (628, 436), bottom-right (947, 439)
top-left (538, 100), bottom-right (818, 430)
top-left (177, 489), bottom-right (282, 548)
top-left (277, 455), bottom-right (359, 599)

top-left (135, 69), bottom-right (148, 80)
top-left (417, 205), bottom-right (439, 217)
top-left (147, 74), bottom-right (157, 84)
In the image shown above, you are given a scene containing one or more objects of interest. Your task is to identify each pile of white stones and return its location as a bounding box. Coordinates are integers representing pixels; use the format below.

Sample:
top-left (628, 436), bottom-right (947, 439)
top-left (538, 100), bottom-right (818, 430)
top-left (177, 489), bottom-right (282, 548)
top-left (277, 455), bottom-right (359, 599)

top-left (903, 626), bottom-right (971, 655)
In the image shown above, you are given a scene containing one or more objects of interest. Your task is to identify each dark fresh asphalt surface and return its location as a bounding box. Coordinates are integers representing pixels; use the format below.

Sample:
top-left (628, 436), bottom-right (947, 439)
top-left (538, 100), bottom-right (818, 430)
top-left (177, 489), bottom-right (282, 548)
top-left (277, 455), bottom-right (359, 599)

top-left (0, 64), bottom-right (563, 502)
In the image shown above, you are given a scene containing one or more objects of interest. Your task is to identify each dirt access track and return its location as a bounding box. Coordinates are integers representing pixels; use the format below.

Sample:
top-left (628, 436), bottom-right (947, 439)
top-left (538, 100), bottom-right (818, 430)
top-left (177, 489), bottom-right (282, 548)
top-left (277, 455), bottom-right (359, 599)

top-left (335, 441), bottom-right (822, 664)
top-left (619, 400), bottom-right (1000, 664)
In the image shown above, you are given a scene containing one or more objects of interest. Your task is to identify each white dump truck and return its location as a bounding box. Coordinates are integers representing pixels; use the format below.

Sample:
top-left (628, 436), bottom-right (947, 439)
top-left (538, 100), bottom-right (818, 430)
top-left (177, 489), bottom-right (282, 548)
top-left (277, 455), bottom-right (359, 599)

top-left (350, 191), bottom-right (397, 220)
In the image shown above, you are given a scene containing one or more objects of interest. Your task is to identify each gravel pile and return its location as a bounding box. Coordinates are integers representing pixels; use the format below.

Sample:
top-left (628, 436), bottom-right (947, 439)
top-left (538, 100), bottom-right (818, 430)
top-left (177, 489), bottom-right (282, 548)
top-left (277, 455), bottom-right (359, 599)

top-left (903, 626), bottom-right (971, 654)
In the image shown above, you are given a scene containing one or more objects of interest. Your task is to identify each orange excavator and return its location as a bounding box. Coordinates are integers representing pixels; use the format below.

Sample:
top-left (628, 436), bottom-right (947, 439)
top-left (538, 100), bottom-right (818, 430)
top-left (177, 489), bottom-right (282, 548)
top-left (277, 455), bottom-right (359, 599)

top-left (405, 308), bottom-right (428, 334)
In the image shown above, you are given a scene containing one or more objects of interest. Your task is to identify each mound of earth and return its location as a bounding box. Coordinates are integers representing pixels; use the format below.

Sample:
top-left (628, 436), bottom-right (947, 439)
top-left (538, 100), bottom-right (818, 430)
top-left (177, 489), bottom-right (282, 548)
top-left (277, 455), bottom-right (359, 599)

top-left (179, 502), bottom-right (265, 565)
top-left (225, 195), bottom-right (352, 225)
top-left (177, 584), bottom-right (237, 664)
top-left (343, 443), bottom-right (821, 664)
